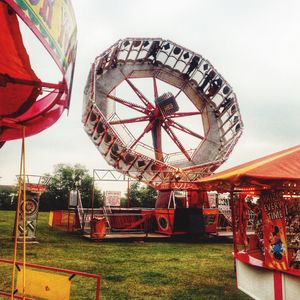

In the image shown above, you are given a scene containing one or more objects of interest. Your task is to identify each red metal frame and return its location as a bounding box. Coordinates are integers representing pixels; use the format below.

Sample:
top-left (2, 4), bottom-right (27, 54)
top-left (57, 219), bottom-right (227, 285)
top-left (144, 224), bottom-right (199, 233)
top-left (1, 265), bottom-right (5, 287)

top-left (0, 74), bottom-right (62, 90)
top-left (0, 259), bottom-right (101, 300)
top-left (162, 122), bottom-right (191, 161)
top-left (107, 76), bottom-right (204, 164)
top-left (126, 78), bottom-right (154, 110)
top-left (107, 94), bottom-right (149, 114)
top-left (110, 115), bottom-right (150, 125)
top-left (84, 38), bottom-right (244, 190)
top-left (167, 119), bottom-right (204, 140)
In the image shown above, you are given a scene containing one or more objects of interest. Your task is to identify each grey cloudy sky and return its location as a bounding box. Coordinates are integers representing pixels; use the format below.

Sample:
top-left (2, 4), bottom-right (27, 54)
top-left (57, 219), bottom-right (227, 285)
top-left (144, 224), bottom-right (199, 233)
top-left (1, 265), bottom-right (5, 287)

top-left (1, 0), bottom-right (300, 187)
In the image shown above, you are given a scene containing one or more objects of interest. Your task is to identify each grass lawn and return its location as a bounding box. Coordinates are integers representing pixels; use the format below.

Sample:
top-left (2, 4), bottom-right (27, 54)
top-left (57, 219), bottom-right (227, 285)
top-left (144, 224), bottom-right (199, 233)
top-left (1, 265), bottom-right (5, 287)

top-left (0, 211), bottom-right (251, 299)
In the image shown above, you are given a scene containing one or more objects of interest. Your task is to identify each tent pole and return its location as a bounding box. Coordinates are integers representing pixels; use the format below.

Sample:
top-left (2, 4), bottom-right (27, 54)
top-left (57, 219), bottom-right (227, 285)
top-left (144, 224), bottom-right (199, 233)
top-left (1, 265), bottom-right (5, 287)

top-left (230, 186), bottom-right (238, 253)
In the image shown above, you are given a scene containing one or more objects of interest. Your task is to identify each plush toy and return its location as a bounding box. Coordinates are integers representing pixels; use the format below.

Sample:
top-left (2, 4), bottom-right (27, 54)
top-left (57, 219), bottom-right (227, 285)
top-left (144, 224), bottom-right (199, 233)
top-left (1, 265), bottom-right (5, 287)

top-left (290, 249), bottom-right (300, 269)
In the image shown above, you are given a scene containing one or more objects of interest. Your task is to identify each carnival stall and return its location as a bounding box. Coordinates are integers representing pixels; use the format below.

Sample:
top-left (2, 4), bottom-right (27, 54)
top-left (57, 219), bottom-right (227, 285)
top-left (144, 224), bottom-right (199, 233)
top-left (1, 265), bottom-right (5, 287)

top-left (198, 145), bottom-right (300, 300)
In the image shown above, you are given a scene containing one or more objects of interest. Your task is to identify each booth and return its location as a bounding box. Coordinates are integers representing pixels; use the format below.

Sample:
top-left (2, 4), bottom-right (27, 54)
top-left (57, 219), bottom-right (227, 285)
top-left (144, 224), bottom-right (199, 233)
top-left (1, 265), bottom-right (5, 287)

top-left (199, 145), bottom-right (300, 300)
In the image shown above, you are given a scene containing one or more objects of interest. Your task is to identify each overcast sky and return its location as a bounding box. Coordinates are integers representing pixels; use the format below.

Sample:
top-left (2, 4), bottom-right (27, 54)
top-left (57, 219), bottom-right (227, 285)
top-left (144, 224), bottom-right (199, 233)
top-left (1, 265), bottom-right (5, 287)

top-left (1, 0), bottom-right (300, 189)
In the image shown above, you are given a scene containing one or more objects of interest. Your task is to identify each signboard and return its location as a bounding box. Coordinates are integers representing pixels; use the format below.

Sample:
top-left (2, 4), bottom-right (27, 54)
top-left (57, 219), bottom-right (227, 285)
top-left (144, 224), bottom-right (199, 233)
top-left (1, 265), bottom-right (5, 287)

top-left (26, 183), bottom-right (47, 193)
top-left (207, 192), bottom-right (217, 208)
top-left (261, 191), bottom-right (288, 271)
top-left (5, 0), bottom-right (77, 104)
top-left (105, 191), bottom-right (121, 207)
top-left (16, 193), bottom-right (40, 241)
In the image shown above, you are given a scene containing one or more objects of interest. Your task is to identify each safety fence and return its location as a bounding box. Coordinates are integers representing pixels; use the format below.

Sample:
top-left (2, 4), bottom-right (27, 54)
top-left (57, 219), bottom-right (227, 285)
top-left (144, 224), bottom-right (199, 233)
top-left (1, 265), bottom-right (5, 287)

top-left (0, 259), bottom-right (101, 299)
top-left (48, 210), bottom-right (78, 232)
top-left (104, 211), bottom-right (155, 233)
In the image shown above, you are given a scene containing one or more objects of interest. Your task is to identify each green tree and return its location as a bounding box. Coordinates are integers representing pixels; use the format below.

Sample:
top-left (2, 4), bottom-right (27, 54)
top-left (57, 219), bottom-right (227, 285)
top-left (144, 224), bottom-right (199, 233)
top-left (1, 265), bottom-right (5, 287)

top-left (139, 185), bottom-right (157, 208)
top-left (126, 182), bottom-right (157, 208)
top-left (39, 164), bottom-right (103, 211)
top-left (0, 185), bottom-right (17, 210)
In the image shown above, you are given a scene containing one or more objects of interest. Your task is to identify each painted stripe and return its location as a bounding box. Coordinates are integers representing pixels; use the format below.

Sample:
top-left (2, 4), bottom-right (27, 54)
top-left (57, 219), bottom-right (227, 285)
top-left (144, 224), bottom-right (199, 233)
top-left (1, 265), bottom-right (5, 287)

top-left (273, 271), bottom-right (283, 300)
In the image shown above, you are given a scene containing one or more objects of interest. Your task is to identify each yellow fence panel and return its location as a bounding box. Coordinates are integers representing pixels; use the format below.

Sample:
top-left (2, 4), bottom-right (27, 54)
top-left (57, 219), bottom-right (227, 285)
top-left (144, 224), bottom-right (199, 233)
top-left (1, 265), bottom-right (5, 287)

top-left (48, 211), bottom-right (53, 227)
top-left (16, 268), bottom-right (71, 300)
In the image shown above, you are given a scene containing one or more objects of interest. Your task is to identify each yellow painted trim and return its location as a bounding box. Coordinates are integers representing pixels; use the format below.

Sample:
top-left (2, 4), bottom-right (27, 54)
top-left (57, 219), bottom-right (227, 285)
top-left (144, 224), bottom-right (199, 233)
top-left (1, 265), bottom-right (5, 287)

top-left (201, 146), bottom-right (300, 182)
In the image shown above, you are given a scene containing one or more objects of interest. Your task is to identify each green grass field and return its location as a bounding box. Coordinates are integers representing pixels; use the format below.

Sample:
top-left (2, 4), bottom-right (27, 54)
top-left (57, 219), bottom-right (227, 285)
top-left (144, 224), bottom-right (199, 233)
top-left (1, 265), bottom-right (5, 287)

top-left (0, 211), bottom-right (251, 299)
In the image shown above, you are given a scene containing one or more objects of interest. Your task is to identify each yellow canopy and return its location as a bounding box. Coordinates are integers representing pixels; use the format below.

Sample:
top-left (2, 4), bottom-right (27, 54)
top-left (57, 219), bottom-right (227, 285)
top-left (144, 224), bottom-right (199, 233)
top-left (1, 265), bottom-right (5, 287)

top-left (198, 145), bottom-right (300, 190)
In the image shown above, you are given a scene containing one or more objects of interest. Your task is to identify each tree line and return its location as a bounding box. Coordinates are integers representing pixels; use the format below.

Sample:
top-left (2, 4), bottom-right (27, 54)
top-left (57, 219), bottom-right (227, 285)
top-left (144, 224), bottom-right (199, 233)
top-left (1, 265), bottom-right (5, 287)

top-left (0, 164), bottom-right (157, 210)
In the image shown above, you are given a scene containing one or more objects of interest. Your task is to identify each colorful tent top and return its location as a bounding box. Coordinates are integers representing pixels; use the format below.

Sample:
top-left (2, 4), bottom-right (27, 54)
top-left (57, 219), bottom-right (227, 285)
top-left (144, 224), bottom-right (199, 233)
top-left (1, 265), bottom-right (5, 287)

top-left (0, 0), bottom-right (77, 144)
top-left (198, 145), bottom-right (300, 190)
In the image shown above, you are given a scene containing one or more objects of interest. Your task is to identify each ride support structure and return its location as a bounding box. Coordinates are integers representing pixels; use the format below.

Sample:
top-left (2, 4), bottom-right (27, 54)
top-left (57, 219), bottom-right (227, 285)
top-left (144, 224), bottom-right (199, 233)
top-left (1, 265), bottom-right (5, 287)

top-left (81, 38), bottom-right (244, 237)
top-left (82, 37), bottom-right (243, 191)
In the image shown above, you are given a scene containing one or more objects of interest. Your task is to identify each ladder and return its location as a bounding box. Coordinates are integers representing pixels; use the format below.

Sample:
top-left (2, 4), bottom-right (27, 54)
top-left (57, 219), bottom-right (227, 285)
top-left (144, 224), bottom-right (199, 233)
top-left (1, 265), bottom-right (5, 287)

top-left (103, 205), bottom-right (112, 231)
top-left (75, 191), bottom-right (85, 229)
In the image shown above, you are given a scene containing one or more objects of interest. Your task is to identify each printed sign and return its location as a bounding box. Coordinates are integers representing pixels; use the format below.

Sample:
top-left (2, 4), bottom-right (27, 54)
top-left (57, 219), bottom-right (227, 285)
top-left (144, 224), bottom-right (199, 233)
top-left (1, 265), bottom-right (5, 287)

top-left (16, 193), bottom-right (40, 241)
top-left (207, 192), bottom-right (217, 208)
top-left (105, 191), bottom-right (121, 207)
top-left (261, 191), bottom-right (288, 271)
top-left (26, 183), bottom-right (47, 193)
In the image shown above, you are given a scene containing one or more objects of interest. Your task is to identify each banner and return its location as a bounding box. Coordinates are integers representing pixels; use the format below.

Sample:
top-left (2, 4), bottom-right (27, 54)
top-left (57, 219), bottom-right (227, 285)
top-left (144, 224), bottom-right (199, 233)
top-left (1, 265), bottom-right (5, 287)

top-left (233, 194), bottom-right (248, 246)
top-left (261, 191), bottom-right (288, 271)
top-left (105, 191), bottom-right (121, 207)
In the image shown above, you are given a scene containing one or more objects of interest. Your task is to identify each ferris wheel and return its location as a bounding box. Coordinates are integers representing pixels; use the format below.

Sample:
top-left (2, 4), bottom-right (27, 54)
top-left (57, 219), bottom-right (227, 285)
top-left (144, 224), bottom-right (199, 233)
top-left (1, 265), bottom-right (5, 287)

top-left (83, 38), bottom-right (243, 190)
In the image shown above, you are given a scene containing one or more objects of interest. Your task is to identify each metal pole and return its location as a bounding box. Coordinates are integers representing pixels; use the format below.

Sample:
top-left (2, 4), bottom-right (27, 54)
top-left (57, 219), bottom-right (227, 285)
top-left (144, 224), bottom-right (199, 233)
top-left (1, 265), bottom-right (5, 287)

top-left (127, 177), bottom-right (130, 208)
top-left (91, 170), bottom-right (95, 220)
top-left (230, 187), bottom-right (238, 253)
top-left (230, 186), bottom-right (238, 277)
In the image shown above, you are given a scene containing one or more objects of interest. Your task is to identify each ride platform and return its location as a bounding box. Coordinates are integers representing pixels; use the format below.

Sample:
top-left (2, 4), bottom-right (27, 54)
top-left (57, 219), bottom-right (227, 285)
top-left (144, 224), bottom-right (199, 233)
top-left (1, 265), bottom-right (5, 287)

top-left (83, 232), bottom-right (169, 242)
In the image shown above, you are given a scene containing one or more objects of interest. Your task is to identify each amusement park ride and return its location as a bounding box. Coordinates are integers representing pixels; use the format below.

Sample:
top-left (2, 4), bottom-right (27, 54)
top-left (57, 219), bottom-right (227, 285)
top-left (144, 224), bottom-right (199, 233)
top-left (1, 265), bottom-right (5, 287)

top-left (0, 0), bottom-right (77, 145)
top-left (82, 37), bottom-right (243, 236)
top-left (80, 37), bottom-right (300, 300)
top-left (1, 0), bottom-right (299, 299)
top-left (0, 1), bottom-right (100, 299)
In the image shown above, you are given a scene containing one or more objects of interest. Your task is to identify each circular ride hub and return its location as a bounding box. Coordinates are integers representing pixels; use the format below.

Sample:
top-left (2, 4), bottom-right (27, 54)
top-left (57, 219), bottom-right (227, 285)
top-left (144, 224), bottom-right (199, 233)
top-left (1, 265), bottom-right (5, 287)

top-left (83, 38), bottom-right (243, 190)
